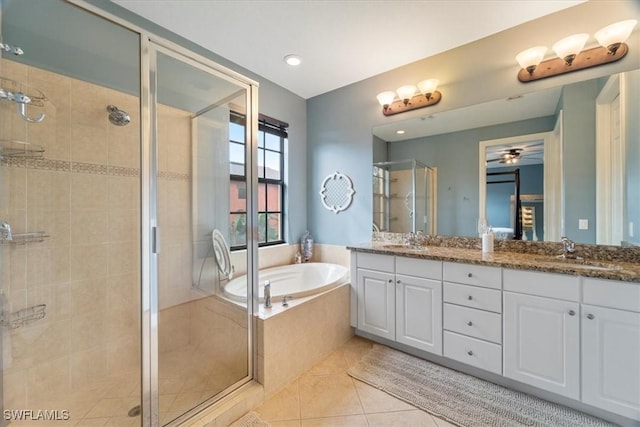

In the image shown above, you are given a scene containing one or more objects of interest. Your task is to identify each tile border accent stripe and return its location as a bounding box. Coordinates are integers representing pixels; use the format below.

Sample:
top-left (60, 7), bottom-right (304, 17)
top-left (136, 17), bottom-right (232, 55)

top-left (3, 158), bottom-right (190, 181)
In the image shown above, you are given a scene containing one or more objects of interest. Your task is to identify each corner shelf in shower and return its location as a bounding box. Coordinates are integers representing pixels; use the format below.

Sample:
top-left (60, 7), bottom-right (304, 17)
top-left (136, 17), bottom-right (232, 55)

top-left (1, 304), bottom-right (46, 329)
top-left (0, 139), bottom-right (45, 161)
top-left (0, 232), bottom-right (49, 246)
top-left (0, 76), bottom-right (47, 123)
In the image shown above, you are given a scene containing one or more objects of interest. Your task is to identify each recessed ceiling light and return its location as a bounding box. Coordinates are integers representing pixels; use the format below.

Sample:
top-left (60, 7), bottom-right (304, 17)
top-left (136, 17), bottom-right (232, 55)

top-left (284, 54), bottom-right (301, 66)
top-left (396, 130), bottom-right (405, 135)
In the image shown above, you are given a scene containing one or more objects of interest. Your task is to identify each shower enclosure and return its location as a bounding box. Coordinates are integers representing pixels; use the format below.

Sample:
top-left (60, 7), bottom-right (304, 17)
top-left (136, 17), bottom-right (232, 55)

top-left (373, 159), bottom-right (437, 234)
top-left (0, 1), bottom-right (257, 425)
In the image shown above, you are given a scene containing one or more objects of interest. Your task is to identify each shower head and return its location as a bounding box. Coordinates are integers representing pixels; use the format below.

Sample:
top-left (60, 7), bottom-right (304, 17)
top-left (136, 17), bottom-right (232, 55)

top-left (107, 105), bottom-right (130, 126)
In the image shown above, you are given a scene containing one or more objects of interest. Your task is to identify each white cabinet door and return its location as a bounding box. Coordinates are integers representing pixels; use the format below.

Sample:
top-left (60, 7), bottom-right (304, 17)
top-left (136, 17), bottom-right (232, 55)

top-left (395, 274), bottom-right (442, 355)
top-left (582, 305), bottom-right (640, 421)
top-left (503, 292), bottom-right (580, 399)
top-left (357, 268), bottom-right (395, 340)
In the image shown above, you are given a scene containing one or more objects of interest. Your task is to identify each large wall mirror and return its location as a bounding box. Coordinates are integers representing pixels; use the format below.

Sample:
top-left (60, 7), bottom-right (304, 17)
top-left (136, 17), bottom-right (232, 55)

top-left (372, 68), bottom-right (640, 247)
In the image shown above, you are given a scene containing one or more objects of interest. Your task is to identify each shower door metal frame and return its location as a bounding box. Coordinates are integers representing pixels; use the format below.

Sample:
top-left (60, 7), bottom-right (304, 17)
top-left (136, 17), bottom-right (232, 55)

top-left (62, 2), bottom-right (261, 425)
top-left (146, 40), bottom-right (259, 426)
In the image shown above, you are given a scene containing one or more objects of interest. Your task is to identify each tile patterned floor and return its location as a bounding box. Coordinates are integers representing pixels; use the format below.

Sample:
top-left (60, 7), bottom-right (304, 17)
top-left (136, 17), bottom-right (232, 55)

top-left (254, 336), bottom-right (456, 427)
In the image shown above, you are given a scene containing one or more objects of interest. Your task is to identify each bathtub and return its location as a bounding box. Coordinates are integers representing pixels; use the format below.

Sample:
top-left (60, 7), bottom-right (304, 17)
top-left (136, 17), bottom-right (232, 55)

top-left (223, 262), bottom-right (349, 302)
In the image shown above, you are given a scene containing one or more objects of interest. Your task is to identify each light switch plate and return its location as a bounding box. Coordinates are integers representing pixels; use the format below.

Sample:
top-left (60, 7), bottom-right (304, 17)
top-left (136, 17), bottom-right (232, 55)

top-left (579, 219), bottom-right (589, 230)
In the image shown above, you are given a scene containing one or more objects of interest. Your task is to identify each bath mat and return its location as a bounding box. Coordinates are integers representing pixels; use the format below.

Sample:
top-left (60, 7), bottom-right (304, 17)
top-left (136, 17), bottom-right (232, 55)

top-left (347, 344), bottom-right (616, 427)
top-left (229, 411), bottom-right (270, 427)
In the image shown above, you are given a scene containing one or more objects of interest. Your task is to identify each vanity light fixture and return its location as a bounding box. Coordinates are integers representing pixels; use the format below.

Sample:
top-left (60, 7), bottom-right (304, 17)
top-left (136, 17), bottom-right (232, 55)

top-left (516, 19), bottom-right (637, 83)
top-left (376, 78), bottom-right (441, 116)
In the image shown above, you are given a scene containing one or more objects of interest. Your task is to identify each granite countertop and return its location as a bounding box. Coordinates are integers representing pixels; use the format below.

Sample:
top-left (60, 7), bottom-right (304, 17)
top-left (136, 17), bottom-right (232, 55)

top-left (348, 243), bottom-right (640, 283)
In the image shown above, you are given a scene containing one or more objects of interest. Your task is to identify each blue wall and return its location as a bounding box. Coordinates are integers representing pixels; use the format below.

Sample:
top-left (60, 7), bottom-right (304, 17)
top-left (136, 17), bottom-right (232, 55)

top-left (559, 79), bottom-right (598, 243)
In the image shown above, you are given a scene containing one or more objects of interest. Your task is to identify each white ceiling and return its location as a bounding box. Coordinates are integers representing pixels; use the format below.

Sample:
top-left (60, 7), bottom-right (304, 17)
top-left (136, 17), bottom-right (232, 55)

top-left (112, 0), bottom-right (584, 99)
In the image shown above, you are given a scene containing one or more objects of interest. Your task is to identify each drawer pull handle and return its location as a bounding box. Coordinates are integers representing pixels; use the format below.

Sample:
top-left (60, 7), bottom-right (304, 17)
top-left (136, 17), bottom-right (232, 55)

top-left (467, 273), bottom-right (473, 278)
top-left (468, 295), bottom-right (473, 300)
top-left (568, 310), bottom-right (575, 316)
top-left (587, 313), bottom-right (595, 320)
top-left (467, 350), bottom-right (473, 356)
top-left (467, 321), bottom-right (473, 326)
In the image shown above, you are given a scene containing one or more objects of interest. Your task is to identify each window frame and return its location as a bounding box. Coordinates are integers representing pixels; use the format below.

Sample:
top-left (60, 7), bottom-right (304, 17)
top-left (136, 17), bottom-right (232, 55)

top-left (229, 112), bottom-right (287, 250)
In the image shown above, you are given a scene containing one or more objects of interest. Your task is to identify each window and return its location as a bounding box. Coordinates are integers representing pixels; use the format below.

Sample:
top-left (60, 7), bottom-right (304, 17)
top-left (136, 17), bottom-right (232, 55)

top-left (229, 112), bottom-right (287, 249)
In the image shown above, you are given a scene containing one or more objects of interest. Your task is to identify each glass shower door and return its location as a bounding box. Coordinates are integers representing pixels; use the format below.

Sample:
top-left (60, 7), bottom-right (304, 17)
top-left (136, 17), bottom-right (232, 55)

top-left (1, 1), bottom-right (142, 425)
top-left (150, 45), bottom-right (255, 425)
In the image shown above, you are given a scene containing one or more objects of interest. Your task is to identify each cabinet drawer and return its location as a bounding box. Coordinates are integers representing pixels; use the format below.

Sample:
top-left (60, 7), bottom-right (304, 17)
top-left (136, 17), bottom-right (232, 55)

top-left (583, 278), bottom-right (640, 312)
top-left (443, 282), bottom-right (502, 313)
top-left (357, 252), bottom-right (394, 273)
top-left (503, 269), bottom-right (580, 301)
top-left (396, 256), bottom-right (442, 280)
top-left (443, 304), bottom-right (502, 344)
top-left (444, 331), bottom-right (502, 375)
top-left (443, 262), bottom-right (501, 289)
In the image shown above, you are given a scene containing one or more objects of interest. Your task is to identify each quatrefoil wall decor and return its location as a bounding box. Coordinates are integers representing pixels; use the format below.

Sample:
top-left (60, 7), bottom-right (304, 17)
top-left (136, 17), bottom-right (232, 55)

top-left (319, 171), bottom-right (355, 214)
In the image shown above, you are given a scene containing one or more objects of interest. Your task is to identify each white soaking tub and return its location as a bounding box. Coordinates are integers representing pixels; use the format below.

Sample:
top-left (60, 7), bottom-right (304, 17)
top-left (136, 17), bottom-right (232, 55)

top-left (223, 262), bottom-right (349, 303)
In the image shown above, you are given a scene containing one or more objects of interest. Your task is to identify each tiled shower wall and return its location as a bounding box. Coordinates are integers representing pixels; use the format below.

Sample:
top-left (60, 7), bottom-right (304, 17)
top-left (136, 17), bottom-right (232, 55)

top-left (0, 57), bottom-right (233, 417)
top-left (0, 58), bottom-right (142, 412)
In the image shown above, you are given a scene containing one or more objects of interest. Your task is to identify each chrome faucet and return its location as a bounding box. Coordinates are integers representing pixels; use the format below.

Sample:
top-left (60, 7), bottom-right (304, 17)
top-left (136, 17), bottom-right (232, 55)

top-left (282, 295), bottom-right (292, 307)
top-left (264, 280), bottom-right (271, 308)
top-left (560, 236), bottom-right (577, 259)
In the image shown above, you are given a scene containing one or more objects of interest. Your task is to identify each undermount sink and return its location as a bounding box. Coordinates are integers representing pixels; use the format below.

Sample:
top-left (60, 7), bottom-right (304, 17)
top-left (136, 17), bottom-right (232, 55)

top-left (532, 256), bottom-right (622, 271)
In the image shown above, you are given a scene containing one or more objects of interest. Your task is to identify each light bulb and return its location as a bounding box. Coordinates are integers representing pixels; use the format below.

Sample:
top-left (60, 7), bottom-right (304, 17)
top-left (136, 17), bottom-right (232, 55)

top-left (396, 85), bottom-right (417, 105)
top-left (417, 79), bottom-right (439, 100)
top-left (552, 34), bottom-right (588, 65)
top-left (595, 19), bottom-right (637, 54)
top-left (515, 46), bottom-right (547, 74)
top-left (376, 91), bottom-right (396, 109)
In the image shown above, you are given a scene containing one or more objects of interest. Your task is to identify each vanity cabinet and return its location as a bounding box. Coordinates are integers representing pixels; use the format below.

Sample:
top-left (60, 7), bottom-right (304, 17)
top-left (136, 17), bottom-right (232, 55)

top-left (442, 262), bottom-right (503, 374)
top-left (503, 269), bottom-right (581, 399)
top-left (356, 253), bottom-right (395, 340)
top-left (395, 273), bottom-right (442, 353)
top-left (581, 278), bottom-right (640, 420)
top-left (351, 248), bottom-right (640, 423)
top-left (355, 252), bottom-right (442, 355)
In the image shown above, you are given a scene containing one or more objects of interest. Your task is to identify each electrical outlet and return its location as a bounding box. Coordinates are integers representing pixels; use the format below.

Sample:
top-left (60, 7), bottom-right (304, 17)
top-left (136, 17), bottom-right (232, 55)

top-left (579, 219), bottom-right (589, 230)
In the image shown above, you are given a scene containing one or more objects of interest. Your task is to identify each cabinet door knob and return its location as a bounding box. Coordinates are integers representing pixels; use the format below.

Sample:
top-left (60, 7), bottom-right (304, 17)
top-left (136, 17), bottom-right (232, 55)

top-left (467, 350), bottom-right (473, 356)
top-left (467, 273), bottom-right (473, 278)
top-left (468, 295), bottom-right (473, 300)
top-left (587, 313), bottom-right (595, 320)
top-left (568, 310), bottom-right (575, 316)
top-left (388, 279), bottom-right (393, 283)
top-left (397, 280), bottom-right (401, 284)
top-left (467, 321), bottom-right (473, 326)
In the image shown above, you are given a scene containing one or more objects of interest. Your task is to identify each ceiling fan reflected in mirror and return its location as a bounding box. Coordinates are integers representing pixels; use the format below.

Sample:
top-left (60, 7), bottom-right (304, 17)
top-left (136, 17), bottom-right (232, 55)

top-left (486, 142), bottom-right (544, 165)
top-left (494, 148), bottom-right (523, 164)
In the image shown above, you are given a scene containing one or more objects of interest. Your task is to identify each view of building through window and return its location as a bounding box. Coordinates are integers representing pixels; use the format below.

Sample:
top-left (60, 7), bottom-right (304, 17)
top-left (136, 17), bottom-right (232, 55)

top-left (229, 112), bottom-right (287, 249)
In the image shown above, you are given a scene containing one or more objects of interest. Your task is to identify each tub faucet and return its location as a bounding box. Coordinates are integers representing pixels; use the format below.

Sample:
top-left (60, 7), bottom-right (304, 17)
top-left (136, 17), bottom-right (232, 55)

top-left (264, 280), bottom-right (271, 308)
top-left (282, 295), bottom-right (292, 307)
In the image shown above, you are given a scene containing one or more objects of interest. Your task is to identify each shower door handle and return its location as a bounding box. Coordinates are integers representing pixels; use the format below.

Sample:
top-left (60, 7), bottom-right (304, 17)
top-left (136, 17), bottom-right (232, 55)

top-left (152, 226), bottom-right (159, 254)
